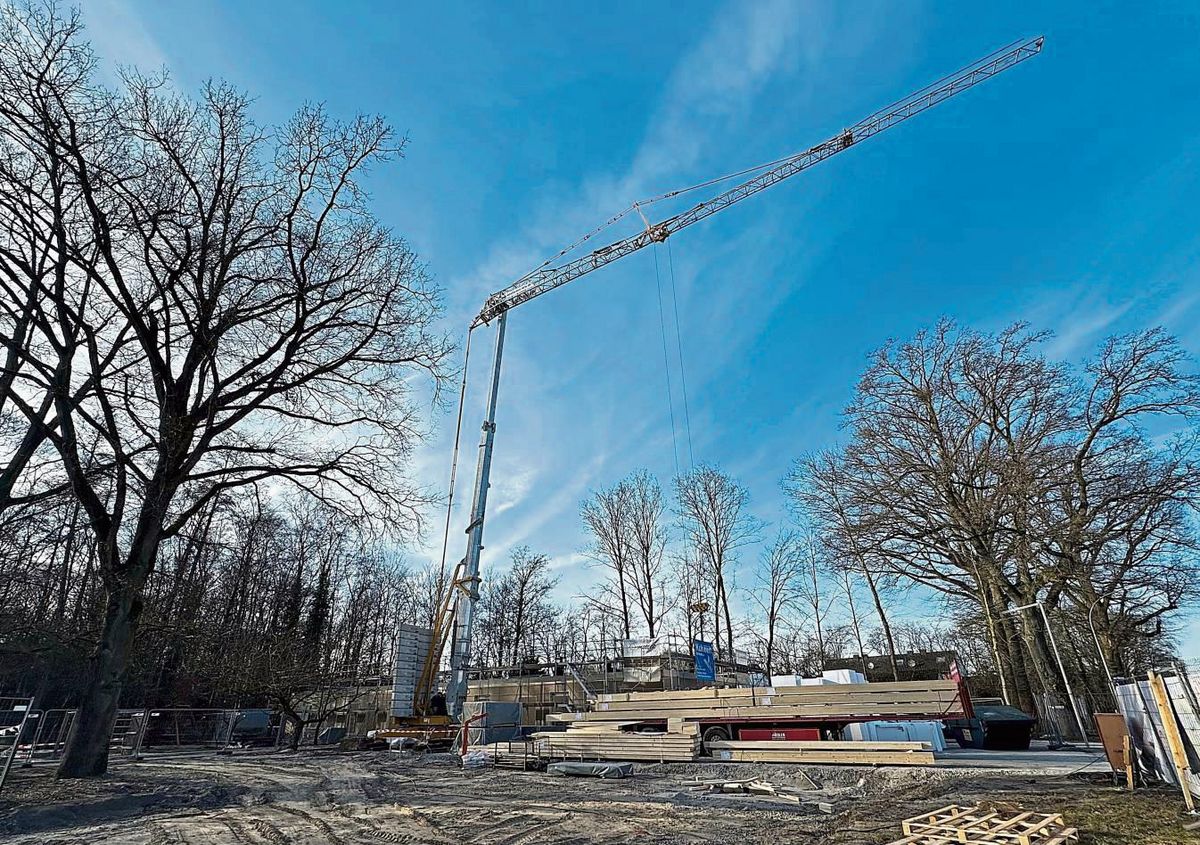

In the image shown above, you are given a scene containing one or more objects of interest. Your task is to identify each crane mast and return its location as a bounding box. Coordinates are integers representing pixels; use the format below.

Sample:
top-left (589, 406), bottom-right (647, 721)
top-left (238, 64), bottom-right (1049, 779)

top-left (443, 36), bottom-right (1043, 718)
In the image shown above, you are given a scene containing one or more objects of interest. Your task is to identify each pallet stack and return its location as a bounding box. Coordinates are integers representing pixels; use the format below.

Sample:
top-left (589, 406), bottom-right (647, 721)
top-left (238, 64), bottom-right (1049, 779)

top-left (708, 739), bottom-right (935, 766)
top-left (888, 805), bottom-right (1078, 844)
top-left (531, 720), bottom-right (699, 763)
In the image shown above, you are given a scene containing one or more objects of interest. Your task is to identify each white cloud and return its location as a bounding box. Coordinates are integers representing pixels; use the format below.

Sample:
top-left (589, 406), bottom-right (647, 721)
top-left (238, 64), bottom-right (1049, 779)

top-left (411, 3), bottom-right (900, 599)
top-left (447, 0), bottom-right (812, 321)
top-left (1026, 284), bottom-right (1135, 361)
top-left (80, 0), bottom-right (170, 81)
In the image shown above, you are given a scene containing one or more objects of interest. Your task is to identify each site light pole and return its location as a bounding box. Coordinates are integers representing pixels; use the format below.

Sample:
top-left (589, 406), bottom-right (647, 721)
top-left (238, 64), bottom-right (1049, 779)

top-left (1005, 602), bottom-right (1089, 743)
top-left (1086, 592), bottom-right (1119, 697)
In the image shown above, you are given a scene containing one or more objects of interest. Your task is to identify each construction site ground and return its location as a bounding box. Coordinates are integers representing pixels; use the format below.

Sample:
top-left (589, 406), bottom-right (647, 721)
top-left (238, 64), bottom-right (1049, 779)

top-left (2, 747), bottom-right (1197, 845)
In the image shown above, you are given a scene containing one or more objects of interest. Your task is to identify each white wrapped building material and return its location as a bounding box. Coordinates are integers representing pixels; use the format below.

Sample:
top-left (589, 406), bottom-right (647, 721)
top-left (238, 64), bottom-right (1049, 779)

top-left (845, 719), bottom-right (947, 751)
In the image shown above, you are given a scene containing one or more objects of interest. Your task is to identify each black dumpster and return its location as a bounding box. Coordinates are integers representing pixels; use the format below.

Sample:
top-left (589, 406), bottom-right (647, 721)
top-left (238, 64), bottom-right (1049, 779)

top-left (946, 705), bottom-right (1036, 750)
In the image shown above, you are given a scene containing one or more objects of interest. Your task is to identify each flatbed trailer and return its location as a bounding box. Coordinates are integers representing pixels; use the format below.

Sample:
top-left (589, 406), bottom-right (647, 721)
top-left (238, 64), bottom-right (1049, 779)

top-left (587, 679), bottom-right (974, 750)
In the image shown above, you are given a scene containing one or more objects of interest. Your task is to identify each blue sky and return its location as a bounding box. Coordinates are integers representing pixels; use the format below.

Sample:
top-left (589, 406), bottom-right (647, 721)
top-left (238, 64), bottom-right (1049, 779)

top-left (91, 1), bottom-right (1200, 660)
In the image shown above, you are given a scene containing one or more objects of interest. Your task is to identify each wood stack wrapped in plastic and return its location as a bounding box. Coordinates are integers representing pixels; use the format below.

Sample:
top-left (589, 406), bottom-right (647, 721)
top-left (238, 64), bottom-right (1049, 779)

top-left (568, 680), bottom-right (961, 722)
top-left (707, 739), bottom-right (934, 766)
top-left (531, 719), bottom-right (699, 763)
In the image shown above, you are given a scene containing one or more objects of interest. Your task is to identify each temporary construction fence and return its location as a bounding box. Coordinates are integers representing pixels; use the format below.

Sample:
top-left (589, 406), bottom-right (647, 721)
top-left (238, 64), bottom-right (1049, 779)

top-left (2, 706), bottom-right (279, 770)
top-left (1034, 692), bottom-right (1097, 745)
top-left (0, 697), bottom-right (35, 794)
top-left (1113, 667), bottom-right (1200, 808)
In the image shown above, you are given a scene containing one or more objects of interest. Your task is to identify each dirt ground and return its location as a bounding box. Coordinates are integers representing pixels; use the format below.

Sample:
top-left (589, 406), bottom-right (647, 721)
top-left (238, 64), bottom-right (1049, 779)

top-left (1, 749), bottom-right (1197, 845)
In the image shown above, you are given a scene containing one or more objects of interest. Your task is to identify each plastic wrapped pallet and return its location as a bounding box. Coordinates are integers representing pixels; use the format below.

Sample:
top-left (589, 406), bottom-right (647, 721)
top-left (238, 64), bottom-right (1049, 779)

top-left (547, 761), bottom-right (634, 779)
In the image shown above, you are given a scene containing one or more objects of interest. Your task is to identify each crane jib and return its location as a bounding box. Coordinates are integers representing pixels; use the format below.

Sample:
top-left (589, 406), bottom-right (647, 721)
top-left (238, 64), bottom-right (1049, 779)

top-left (472, 35), bottom-right (1042, 328)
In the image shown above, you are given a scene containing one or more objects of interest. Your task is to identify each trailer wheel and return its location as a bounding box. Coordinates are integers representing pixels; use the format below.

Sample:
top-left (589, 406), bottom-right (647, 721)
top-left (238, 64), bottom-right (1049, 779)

top-left (701, 725), bottom-right (731, 755)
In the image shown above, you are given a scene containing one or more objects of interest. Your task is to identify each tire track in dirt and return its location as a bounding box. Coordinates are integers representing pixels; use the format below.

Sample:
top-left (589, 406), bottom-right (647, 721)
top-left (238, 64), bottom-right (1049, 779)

top-left (332, 802), bottom-right (457, 845)
top-left (222, 819), bottom-right (263, 845)
top-left (247, 817), bottom-right (293, 845)
top-left (268, 803), bottom-right (348, 844)
top-left (148, 822), bottom-right (189, 845)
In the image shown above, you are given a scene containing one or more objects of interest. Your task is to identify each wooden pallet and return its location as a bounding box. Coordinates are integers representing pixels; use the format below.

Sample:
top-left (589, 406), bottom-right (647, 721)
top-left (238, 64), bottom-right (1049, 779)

top-left (889, 805), bottom-right (1078, 845)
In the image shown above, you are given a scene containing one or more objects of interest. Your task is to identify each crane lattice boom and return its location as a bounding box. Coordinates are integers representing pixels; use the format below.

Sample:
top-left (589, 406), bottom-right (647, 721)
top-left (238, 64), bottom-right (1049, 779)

top-left (474, 36), bottom-right (1042, 328)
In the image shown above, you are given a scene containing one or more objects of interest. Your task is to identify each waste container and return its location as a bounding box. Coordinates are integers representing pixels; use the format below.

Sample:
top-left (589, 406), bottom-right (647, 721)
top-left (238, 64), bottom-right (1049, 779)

top-left (946, 705), bottom-right (1036, 750)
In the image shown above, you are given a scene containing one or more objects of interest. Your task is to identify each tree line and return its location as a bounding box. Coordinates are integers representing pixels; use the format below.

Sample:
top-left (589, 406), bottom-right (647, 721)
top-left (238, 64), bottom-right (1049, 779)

top-left (565, 322), bottom-right (1198, 715)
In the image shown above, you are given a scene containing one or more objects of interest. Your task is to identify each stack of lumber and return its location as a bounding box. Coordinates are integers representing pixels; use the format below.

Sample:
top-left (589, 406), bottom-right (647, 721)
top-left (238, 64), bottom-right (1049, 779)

top-left (888, 805), bottom-right (1078, 844)
top-left (531, 720), bottom-right (699, 762)
top-left (584, 680), bottom-right (962, 722)
top-left (708, 739), bottom-right (934, 766)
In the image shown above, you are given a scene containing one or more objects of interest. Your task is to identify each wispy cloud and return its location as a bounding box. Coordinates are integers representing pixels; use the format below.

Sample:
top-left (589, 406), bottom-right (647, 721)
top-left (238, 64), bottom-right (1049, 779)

top-left (413, 1), bottom-right (914, 592)
top-left (448, 0), bottom-right (811, 316)
top-left (81, 0), bottom-right (171, 81)
top-left (1027, 284), bottom-right (1135, 361)
top-left (419, 1), bottom-right (825, 566)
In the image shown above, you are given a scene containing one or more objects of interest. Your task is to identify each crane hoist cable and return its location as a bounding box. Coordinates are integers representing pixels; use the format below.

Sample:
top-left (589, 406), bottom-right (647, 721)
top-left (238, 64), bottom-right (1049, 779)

top-left (666, 238), bottom-right (694, 469)
top-left (652, 245), bottom-right (681, 477)
top-left (438, 36), bottom-right (1045, 719)
top-left (436, 325), bottom-right (474, 586)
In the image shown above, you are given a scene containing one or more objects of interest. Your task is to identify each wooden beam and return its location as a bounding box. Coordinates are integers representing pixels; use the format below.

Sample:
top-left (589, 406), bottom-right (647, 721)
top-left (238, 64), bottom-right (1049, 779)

top-left (1147, 671), bottom-right (1196, 813)
top-left (708, 739), bottom-right (930, 752)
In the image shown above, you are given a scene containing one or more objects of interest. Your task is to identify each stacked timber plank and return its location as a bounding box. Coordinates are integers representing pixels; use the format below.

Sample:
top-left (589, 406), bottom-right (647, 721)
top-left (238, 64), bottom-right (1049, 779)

top-left (888, 805), bottom-right (1078, 844)
top-left (585, 680), bottom-right (962, 722)
top-left (531, 720), bottom-right (699, 763)
top-left (708, 740), bottom-right (935, 766)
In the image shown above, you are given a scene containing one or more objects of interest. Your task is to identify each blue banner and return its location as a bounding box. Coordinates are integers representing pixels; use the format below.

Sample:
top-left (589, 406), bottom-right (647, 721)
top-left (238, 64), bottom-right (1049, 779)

top-left (693, 640), bottom-right (715, 682)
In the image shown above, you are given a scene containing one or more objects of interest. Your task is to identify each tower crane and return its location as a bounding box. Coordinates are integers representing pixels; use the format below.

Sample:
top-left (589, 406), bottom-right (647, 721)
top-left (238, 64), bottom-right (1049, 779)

top-left (434, 36), bottom-right (1044, 719)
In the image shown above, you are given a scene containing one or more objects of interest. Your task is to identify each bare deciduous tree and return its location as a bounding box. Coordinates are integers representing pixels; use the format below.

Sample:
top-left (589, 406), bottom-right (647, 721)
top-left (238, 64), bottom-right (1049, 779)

top-left (624, 470), bottom-right (670, 637)
top-left (0, 4), bottom-right (451, 776)
top-left (749, 528), bottom-right (804, 677)
top-left (475, 546), bottom-right (559, 667)
top-left (581, 481), bottom-right (633, 639)
top-left (788, 320), bottom-right (1200, 713)
top-left (675, 465), bottom-right (758, 659)
top-left (787, 451), bottom-right (902, 680)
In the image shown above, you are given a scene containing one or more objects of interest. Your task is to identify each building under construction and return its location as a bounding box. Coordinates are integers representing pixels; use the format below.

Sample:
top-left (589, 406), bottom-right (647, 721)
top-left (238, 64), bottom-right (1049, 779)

top-left (463, 636), bottom-right (761, 726)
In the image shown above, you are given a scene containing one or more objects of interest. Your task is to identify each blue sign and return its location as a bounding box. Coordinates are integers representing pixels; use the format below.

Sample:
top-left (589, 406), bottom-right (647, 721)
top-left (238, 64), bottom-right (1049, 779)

top-left (693, 640), bottom-right (715, 682)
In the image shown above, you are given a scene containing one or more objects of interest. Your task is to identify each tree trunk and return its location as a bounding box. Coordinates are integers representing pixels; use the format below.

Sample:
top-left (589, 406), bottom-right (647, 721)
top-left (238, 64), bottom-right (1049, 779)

top-left (978, 580), bottom-right (1013, 705)
top-left (843, 573), bottom-right (869, 676)
top-left (995, 610), bottom-right (1035, 712)
top-left (717, 572), bottom-right (734, 661)
top-left (1018, 605), bottom-right (1063, 699)
top-left (861, 566), bottom-right (899, 681)
top-left (765, 612), bottom-right (776, 679)
top-left (615, 563), bottom-right (631, 640)
top-left (56, 581), bottom-right (143, 777)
